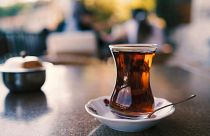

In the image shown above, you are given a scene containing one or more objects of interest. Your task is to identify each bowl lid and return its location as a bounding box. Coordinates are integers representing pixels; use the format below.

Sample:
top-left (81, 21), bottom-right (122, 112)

top-left (0, 56), bottom-right (47, 73)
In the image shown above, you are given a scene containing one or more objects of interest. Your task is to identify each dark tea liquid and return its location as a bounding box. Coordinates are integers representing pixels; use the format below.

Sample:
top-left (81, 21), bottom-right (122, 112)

top-left (110, 50), bottom-right (155, 117)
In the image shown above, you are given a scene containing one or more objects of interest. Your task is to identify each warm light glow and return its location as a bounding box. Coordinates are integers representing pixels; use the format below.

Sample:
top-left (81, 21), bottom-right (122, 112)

top-left (144, 53), bottom-right (155, 68)
top-left (130, 0), bottom-right (156, 12)
top-left (84, 0), bottom-right (156, 22)
top-left (142, 72), bottom-right (149, 88)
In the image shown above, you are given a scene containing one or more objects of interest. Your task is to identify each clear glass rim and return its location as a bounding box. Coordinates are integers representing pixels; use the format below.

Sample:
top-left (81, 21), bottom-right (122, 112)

top-left (109, 44), bottom-right (158, 52)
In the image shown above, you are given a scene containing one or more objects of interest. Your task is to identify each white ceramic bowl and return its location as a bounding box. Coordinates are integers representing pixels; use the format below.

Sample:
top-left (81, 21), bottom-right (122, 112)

top-left (0, 57), bottom-right (53, 91)
top-left (85, 96), bottom-right (175, 132)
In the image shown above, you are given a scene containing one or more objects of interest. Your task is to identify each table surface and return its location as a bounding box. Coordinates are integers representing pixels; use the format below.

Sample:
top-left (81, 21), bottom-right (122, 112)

top-left (0, 61), bottom-right (209, 136)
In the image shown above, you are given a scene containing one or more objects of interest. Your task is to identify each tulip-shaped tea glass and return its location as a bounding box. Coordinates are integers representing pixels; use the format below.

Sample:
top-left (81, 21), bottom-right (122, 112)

top-left (109, 44), bottom-right (157, 118)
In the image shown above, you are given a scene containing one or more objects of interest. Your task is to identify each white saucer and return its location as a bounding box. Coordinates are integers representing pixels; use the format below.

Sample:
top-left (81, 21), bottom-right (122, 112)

top-left (85, 96), bottom-right (175, 132)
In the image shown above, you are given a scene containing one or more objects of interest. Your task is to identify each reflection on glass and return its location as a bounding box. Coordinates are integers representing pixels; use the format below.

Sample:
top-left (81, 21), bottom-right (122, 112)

top-left (4, 90), bottom-right (49, 121)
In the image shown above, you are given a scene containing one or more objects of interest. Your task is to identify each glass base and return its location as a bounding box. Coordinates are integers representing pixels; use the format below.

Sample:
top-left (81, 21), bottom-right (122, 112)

top-left (110, 107), bottom-right (153, 119)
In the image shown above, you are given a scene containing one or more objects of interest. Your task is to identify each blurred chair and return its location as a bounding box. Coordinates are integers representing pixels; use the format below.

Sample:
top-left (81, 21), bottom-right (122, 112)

top-left (47, 31), bottom-right (97, 56)
top-left (0, 32), bottom-right (10, 63)
top-left (4, 31), bottom-right (46, 56)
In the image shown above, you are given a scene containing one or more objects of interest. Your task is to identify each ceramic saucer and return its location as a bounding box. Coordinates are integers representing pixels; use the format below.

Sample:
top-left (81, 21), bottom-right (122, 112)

top-left (85, 96), bottom-right (175, 132)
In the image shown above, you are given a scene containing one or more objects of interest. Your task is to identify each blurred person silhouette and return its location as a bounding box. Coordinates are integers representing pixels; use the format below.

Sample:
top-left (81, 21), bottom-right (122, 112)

top-left (65, 1), bottom-right (112, 59)
top-left (71, 1), bottom-right (94, 31)
top-left (102, 8), bottom-right (173, 54)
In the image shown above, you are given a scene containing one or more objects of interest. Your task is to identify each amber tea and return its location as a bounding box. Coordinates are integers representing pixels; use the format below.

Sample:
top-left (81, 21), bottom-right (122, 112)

top-left (109, 44), bottom-right (157, 117)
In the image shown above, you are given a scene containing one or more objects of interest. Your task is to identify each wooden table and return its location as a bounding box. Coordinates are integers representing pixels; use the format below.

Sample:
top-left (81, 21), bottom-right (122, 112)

top-left (0, 61), bottom-right (209, 136)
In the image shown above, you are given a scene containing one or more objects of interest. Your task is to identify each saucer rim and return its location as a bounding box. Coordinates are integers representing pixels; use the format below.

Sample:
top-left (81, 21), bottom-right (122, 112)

top-left (85, 96), bottom-right (175, 123)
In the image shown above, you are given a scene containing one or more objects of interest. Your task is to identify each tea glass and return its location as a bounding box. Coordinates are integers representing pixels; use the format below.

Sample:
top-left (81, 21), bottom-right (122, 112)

top-left (109, 44), bottom-right (157, 118)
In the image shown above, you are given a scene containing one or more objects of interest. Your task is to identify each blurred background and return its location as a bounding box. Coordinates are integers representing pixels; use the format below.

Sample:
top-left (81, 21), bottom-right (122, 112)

top-left (0, 0), bottom-right (209, 70)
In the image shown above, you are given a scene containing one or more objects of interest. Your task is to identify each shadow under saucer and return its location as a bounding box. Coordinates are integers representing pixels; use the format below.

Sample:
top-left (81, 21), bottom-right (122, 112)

top-left (88, 124), bottom-right (158, 136)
